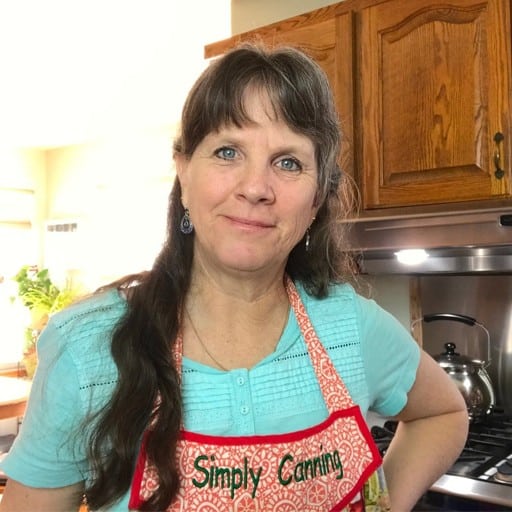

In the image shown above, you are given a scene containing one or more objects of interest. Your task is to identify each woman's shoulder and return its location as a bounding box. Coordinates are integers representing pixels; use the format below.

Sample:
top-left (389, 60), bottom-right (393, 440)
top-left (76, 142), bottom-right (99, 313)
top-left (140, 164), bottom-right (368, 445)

top-left (37, 287), bottom-right (127, 363)
top-left (50, 287), bottom-right (127, 332)
top-left (297, 280), bottom-right (365, 311)
top-left (296, 280), bottom-right (391, 343)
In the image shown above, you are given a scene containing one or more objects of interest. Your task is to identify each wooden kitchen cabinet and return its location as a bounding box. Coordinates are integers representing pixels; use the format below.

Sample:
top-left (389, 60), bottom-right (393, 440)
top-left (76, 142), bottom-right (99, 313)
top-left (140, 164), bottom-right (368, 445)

top-left (359, 0), bottom-right (512, 209)
top-left (205, 0), bottom-right (512, 212)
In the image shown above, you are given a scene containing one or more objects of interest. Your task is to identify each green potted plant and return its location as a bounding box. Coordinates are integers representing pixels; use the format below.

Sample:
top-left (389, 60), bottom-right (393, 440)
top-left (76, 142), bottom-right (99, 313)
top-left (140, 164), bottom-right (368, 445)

top-left (13, 265), bottom-right (79, 377)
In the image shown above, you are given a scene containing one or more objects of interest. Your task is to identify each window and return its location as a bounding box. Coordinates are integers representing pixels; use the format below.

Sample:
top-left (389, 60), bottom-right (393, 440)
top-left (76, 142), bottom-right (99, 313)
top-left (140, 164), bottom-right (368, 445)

top-left (0, 188), bottom-right (37, 368)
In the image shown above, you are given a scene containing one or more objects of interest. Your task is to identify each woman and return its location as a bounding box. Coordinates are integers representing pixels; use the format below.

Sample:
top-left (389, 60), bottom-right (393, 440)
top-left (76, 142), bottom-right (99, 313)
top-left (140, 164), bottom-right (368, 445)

top-left (0, 44), bottom-right (468, 511)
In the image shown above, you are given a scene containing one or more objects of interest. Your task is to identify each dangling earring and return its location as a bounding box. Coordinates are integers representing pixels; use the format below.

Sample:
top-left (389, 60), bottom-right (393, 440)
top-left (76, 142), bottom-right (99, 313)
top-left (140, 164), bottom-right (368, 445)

top-left (180, 208), bottom-right (194, 234)
top-left (305, 216), bottom-right (315, 252)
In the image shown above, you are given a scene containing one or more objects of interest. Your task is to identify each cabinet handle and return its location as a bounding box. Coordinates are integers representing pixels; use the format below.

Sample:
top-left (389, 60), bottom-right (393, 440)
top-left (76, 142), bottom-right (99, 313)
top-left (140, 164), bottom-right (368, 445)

top-left (493, 132), bottom-right (505, 179)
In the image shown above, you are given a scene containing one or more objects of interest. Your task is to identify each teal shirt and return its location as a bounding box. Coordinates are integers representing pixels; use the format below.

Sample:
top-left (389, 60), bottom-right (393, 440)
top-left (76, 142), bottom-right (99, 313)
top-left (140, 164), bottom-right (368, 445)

top-left (1, 281), bottom-right (420, 511)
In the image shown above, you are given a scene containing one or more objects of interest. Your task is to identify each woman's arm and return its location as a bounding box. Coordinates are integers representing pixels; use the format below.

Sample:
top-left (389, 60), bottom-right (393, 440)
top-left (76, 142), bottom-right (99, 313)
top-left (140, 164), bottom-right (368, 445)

top-left (382, 350), bottom-right (469, 511)
top-left (0, 479), bottom-right (85, 512)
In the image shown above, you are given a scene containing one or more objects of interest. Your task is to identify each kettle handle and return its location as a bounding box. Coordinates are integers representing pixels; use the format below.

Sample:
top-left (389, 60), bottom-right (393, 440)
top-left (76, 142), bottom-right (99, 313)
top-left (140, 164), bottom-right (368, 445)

top-left (423, 313), bottom-right (476, 326)
top-left (412, 313), bottom-right (491, 366)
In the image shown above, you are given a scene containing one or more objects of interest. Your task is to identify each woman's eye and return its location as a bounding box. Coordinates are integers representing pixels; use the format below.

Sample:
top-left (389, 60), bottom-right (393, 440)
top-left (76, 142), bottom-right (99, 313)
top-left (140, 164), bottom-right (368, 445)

top-left (277, 157), bottom-right (302, 172)
top-left (215, 146), bottom-right (237, 160)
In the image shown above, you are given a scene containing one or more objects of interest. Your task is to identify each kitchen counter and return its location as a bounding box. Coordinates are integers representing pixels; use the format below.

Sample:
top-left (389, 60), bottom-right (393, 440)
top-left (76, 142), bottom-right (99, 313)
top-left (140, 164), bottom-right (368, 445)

top-left (0, 376), bottom-right (31, 420)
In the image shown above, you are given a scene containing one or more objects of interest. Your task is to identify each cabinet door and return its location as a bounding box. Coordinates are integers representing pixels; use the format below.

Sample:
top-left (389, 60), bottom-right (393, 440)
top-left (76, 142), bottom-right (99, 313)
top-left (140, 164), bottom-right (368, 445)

top-left (359, 0), bottom-right (511, 209)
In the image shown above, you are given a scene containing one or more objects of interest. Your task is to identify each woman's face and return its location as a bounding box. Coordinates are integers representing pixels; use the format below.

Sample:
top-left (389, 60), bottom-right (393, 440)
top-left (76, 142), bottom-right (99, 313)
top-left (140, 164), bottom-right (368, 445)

top-left (176, 89), bottom-right (319, 279)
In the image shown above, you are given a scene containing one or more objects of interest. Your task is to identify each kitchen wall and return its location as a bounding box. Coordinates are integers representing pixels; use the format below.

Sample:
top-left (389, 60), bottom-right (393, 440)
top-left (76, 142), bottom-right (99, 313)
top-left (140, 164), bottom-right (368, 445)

top-left (0, 148), bottom-right (47, 368)
top-left (0, 147), bottom-right (47, 262)
top-left (44, 127), bottom-right (177, 291)
top-left (364, 275), bottom-right (412, 329)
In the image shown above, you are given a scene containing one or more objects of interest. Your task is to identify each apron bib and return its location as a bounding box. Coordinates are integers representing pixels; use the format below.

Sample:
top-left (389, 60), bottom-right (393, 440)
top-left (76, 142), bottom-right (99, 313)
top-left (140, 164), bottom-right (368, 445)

top-left (129, 277), bottom-right (390, 511)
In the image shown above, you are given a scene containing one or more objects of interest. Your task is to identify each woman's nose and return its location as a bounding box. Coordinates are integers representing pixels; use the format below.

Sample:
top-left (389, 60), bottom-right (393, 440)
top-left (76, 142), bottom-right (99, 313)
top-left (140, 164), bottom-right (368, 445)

top-left (236, 162), bottom-right (275, 204)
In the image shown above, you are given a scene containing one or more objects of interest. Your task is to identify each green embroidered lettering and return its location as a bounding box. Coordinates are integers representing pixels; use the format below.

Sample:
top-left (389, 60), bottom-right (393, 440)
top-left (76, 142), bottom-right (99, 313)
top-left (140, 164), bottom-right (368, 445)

top-left (215, 467), bottom-right (230, 489)
top-left (324, 452), bottom-right (334, 473)
top-left (191, 454), bottom-right (263, 499)
top-left (249, 466), bottom-right (262, 498)
top-left (313, 455), bottom-right (323, 476)
top-left (192, 455), bottom-right (210, 488)
top-left (333, 450), bottom-right (343, 480)
top-left (231, 467), bottom-right (243, 499)
top-left (294, 460), bottom-right (305, 482)
top-left (278, 446), bottom-right (344, 485)
top-left (278, 453), bottom-right (293, 485)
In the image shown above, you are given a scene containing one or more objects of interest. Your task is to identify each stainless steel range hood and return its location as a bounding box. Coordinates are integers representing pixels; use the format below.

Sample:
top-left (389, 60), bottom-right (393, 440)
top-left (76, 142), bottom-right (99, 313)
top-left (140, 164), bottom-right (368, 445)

top-left (350, 207), bottom-right (512, 274)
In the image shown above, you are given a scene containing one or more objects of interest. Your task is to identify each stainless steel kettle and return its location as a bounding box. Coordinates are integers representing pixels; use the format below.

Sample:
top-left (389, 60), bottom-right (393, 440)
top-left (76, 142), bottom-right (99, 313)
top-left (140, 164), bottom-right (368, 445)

top-left (414, 313), bottom-right (495, 419)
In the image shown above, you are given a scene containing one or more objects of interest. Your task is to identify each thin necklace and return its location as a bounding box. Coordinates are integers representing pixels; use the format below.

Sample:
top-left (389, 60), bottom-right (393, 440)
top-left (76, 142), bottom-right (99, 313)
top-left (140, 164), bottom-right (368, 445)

top-left (184, 308), bottom-right (229, 371)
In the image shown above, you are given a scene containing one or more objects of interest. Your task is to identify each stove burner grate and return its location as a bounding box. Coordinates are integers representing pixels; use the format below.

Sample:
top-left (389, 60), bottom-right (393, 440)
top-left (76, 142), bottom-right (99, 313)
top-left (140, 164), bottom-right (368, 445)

top-left (494, 460), bottom-right (512, 484)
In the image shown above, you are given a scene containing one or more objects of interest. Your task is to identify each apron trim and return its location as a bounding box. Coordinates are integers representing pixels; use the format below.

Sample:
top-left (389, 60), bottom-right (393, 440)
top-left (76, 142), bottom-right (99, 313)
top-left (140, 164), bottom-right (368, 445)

top-left (129, 406), bottom-right (382, 510)
top-left (179, 406), bottom-right (374, 446)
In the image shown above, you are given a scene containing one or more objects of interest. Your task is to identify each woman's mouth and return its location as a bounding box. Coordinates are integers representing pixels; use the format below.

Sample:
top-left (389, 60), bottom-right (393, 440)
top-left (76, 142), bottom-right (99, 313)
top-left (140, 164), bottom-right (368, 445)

top-left (225, 216), bottom-right (273, 229)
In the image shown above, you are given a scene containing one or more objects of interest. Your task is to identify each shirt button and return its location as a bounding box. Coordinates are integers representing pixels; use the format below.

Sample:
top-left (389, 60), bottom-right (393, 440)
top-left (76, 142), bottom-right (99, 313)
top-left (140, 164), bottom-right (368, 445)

top-left (237, 376), bottom-right (245, 386)
top-left (240, 405), bottom-right (249, 415)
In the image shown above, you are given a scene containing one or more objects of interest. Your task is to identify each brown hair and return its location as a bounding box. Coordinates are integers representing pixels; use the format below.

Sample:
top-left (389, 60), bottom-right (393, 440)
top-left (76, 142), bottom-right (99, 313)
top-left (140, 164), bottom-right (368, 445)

top-left (84, 43), bottom-right (357, 510)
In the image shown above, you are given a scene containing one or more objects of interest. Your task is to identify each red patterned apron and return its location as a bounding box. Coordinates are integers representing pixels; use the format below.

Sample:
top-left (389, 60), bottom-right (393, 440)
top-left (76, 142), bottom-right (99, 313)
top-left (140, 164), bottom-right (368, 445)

top-left (129, 277), bottom-right (390, 511)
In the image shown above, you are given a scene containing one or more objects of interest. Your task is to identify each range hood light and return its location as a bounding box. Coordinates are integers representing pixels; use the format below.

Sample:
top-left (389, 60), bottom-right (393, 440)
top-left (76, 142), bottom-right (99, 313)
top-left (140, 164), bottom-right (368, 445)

top-left (351, 207), bottom-right (512, 274)
top-left (395, 249), bottom-right (429, 265)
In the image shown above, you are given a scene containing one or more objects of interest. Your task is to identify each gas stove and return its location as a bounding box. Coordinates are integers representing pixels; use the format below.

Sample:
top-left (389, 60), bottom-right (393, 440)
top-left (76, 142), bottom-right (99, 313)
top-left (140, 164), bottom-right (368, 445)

top-left (371, 411), bottom-right (512, 510)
